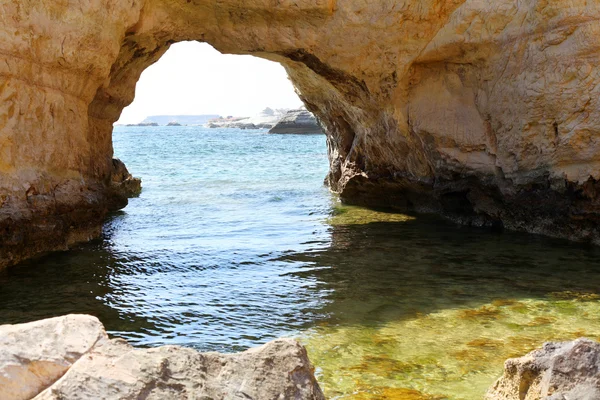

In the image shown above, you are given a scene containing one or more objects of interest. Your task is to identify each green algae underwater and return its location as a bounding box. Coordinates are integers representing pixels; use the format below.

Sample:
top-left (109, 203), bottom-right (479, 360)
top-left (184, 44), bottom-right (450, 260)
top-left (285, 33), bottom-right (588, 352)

top-left (300, 204), bottom-right (600, 399)
top-left (1, 127), bottom-right (600, 400)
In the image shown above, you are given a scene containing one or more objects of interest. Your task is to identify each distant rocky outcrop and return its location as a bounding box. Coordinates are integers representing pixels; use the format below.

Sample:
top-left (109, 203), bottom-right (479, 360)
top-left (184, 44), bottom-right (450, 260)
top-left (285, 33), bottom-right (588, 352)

top-left (0, 315), bottom-right (325, 400)
top-left (486, 338), bottom-right (600, 400)
top-left (269, 108), bottom-right (324, 134)
top-left (142, 115), bottom-right (219, 126)
top-left (208, 107), bottom-right (289, 129)
top-left (166, 121), bottom-right (182, 126)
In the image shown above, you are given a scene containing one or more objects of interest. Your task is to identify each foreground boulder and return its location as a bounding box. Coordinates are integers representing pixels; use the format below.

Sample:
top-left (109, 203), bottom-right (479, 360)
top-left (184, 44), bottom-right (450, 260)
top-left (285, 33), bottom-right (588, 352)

top-left (0, 315), bottom-right (325, 400)
top-left (0, 315), bottom-right (108, 400)
top-left (486, 338), bottom-right (600, 400)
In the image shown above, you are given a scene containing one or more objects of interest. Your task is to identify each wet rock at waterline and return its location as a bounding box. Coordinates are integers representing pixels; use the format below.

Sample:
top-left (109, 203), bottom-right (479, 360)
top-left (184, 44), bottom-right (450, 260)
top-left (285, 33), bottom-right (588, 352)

top-left (110, 158), bottom-right (142, 199)
top-left (0, 315), bottom-right (325, 400)
top-left (4, 2), bottom-right (600, 267)
top-left (269, 108), bottom-right (324, 135)
top-left (0, 157), bottom-right (140, 270)
top-left (486, 338), bottom-right (600, 400)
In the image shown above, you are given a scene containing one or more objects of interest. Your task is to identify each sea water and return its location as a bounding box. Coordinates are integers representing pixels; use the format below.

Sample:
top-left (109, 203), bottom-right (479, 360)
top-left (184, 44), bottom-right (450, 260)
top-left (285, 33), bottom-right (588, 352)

top-left (1, 126), bottom-right (600, 399)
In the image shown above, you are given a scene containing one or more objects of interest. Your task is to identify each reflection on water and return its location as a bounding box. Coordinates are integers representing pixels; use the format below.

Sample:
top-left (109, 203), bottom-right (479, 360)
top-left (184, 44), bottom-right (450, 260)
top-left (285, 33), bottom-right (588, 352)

top-left (0, 126), bottom-right (334, 352)
top-left (1, 127), bottom-right (600, 399)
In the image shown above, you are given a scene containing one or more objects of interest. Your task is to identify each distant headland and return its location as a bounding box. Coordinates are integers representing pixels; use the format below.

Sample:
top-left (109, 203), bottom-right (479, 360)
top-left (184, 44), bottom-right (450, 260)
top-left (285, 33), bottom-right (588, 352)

top-left (133, 115), bottom-right (220, 126)
top-left (118, 108), bottom-right (324, 134)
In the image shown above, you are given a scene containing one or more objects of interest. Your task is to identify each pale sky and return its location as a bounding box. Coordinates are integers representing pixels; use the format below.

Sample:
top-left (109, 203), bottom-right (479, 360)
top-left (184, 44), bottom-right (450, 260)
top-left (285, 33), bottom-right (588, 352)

top-left (117, 41), bottom-right (303, 124)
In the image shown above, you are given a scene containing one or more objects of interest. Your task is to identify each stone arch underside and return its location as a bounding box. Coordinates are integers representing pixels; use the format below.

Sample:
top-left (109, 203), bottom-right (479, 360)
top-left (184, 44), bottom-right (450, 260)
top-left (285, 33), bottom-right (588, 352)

top-left (2, 0), bottom-right (600, 268)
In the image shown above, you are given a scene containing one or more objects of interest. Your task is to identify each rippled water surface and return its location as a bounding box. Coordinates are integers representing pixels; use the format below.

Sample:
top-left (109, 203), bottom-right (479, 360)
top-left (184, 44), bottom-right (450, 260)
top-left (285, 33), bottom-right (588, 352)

top-left (2, 126), bottom-right (600, 399)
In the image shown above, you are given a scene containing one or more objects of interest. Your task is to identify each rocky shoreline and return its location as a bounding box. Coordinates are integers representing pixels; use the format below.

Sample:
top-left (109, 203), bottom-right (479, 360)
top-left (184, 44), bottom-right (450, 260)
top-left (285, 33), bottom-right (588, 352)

top-left (206, 107), bottom-right (324, 133)
top-left (0, 159), bottom-right (140, 270)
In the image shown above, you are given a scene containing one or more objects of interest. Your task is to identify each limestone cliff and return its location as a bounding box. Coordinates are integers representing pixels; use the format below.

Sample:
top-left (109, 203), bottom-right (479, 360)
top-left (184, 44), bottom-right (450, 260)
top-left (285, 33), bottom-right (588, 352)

top-left (2, 1), bottom-right (600, 267)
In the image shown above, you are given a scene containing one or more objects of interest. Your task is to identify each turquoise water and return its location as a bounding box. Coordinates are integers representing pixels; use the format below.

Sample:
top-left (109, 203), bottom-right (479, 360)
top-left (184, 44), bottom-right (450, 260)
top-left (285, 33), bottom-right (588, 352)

top-left (2, 126), bottom-right (600, 399)
top-left (1, 126), bottom-right (333, 351)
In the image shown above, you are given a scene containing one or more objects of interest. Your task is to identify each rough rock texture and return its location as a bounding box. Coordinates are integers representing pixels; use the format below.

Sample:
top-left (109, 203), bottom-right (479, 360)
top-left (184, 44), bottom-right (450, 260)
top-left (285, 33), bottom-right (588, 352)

top-left (0, 315), bottom-right (108, 400)
top-left (486, 338), bottom-right (600, 400)
top-left (110, 158), bottom-right (142, 199)
top-left (269, 108), bottom-right (324, 134)
top-left (0, 157), bottom-right (139, 269)
top-left (3, 1), bottom-right (600, 266)
top-left (0, 315), bottom-right (325, 400)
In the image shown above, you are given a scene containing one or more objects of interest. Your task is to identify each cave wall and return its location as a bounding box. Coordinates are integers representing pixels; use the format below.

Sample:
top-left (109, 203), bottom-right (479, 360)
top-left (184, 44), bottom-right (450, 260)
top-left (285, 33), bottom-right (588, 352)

top-left (2, 0), bottom-right (600, 266)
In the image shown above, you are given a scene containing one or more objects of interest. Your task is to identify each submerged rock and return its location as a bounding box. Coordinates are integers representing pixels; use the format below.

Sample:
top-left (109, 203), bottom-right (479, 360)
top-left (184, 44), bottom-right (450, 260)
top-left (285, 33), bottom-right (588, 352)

top-left (486, 338), bottom-right (600, 400)
top-left (0, 315), bottom-right (325, 400)
top-left (269, 108), bottom-right (324, 135)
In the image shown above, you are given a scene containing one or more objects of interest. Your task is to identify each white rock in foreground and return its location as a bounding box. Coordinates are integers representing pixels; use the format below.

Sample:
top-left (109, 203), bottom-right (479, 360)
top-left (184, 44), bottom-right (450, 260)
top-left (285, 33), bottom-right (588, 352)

top-left (0, 315), bottom-right (108, 400)
top-left (0, 315), bottom-right (325, 400)
top-left (486, 338), bottom-right (600, 400)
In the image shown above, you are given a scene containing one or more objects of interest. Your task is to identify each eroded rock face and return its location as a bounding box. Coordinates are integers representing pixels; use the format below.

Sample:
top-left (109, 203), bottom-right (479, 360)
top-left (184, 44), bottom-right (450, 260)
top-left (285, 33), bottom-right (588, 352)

top-left (0, 315), bottom-right (325, 400)
top-left (486, 338), bottom-right (600, 400)
top-left (2, 1), bottom-right (600, 266)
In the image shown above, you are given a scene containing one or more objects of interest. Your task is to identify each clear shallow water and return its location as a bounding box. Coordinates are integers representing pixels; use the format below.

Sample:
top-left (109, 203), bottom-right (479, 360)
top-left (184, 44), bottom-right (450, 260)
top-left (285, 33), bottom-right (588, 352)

top-left (1, 126), bottom-right (600, 399)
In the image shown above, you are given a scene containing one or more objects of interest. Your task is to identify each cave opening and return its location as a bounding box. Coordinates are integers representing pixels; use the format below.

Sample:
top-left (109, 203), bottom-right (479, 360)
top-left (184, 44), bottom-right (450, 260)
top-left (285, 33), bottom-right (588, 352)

top-left (109, 41), bottom-right (331, 260)
top-left (115, 41), bottom-right (305, 127)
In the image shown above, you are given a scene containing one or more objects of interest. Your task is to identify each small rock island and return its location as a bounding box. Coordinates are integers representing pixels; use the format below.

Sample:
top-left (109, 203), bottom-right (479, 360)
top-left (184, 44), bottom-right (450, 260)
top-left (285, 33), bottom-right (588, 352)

top-left (269, 108), bottom-right (324, 134)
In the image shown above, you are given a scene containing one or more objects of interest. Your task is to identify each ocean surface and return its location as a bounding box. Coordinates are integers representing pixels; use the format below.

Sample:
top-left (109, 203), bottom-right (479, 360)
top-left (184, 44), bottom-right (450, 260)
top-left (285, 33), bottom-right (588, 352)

top-left (2, 126), bottom-right (600, 399)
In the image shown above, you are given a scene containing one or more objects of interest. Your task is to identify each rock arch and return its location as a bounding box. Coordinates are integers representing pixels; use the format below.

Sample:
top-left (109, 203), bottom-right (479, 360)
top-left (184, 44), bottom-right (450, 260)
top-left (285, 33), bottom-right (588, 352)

top-left (2, 0), bottom-right (600, 267)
